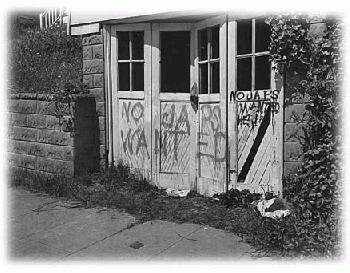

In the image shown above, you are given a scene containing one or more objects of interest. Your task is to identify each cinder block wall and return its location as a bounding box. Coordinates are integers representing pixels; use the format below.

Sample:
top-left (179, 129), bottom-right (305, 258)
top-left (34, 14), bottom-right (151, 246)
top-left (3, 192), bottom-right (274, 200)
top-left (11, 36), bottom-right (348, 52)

top-left (283, 19), bottom-right (327, 176)
top-left (283, 72), bottom-right (309, 175)
top-left (8, 93), bottom-right (99, 178)
top-left (82, 33), bottom-right (106, 169)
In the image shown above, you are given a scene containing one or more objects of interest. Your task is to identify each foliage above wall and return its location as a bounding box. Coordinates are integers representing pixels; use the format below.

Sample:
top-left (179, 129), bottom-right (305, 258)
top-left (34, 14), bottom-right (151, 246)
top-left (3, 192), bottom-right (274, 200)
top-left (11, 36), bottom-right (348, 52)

top-left (9, 25), bottom-right (83, 94)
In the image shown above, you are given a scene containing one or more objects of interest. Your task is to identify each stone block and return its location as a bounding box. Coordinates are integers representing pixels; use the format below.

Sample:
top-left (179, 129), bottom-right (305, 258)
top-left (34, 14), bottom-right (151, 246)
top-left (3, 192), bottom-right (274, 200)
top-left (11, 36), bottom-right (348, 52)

top-left (98, 116), bottom-right (105, 131)
top-left (27, 142), bottom-right (45, 158)
top-left (9, 126), bottom-right (38, 142)
top-left (284, 162), bottom-right (302, 176)
top-left (93, 74), bottom-right (104, 88)
top-left (83, 59), bottom-right (104, 74)
top-left (8, 152), bottom-right (36, 170)
top-left (26, 114), bottom-right (47, 129)
top-left (36, 101), bottom-right (57, 116)
top-left (83, 74), bottom-right (94, 89)
top-left (26, 114), bottom-right (60, 130)
top-left (44, 145), bottom-right (74, 161)
top-left (284, 104), bottom-right (309, 123)
top-left (45, 115), bottom-right (61, 130)
top-left (284, 123), bottom-right (305, 142)
top-left (99, 130), bottom-right (106, 145)
top-left (9, 113), bottom-right (27, 127)
top-left (89, 88), bottom-right (104, 102)
top-left (36, 157), bottom-right (74, 176)
top-left (96, 102), bottom-right (105, 116)
top-left (37, 129), bottom-right (73, 146)
top-left (83, 46), bottom-right (93, 60)
top-left (284, 142), bottom-right (303, 162)
top-left (9, 100), bottom-right (37, 114)
top-left (99, 145), bottom-right (106, 169)
top-left (26, 142), bottom-right (74, 161)
top-left (99, 145), bottom-right (106, 160)
top-left (82, 34), bottom-right (103, 46)
top-left (8, 140), bottom-right (28, 154)
top-left (309, 22), bottom-right (326, 41)
top-left (92, 44), bottom-right (103, 59)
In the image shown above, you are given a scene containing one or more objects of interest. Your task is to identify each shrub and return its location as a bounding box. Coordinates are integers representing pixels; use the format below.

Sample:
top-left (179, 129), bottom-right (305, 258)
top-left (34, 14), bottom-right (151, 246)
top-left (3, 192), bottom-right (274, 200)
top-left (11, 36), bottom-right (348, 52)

top-left (9, 25), bottom-right (83, 94)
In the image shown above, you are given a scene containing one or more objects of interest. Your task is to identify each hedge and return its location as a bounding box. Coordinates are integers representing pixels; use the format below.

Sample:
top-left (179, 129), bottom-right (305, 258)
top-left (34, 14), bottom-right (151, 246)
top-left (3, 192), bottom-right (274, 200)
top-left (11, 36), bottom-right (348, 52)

top-left (9, 25), bottom-right (83, 94)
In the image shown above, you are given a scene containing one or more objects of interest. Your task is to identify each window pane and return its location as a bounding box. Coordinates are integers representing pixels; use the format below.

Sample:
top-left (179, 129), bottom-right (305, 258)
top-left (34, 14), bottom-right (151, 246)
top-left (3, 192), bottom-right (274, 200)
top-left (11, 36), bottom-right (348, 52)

top-left (199, 63), bottom-right (208, 94)
top-left (211, 62), bottom-right (219, 93)
top-left (237, 20), bottom-right (252, 55)
top-left (118, 63), bottom-right (130, 91)
top-left (211, 26), bottom-right (219, 59)
top-left (199, 29), bottom-right (207, 61)
top-left (131, 31), bottom-right (144, 60)
top-left (237, 58), bottom-right (252, 91)
top-left (161, 31), bottom-right (190, 92)
top-left (255, 19), bottom-right (271, 52)
top-left (255, 55), bottom-right (271, 90)
top-left (117, 31), bottom-right (129, 60)
top-left (132, 63), bottom-right (144, 91)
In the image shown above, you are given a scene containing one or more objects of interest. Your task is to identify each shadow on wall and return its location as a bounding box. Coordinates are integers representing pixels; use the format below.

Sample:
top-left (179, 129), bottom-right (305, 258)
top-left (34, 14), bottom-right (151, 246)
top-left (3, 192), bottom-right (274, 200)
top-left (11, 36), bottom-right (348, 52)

top-left (73, 97), bottom-right (100, 176)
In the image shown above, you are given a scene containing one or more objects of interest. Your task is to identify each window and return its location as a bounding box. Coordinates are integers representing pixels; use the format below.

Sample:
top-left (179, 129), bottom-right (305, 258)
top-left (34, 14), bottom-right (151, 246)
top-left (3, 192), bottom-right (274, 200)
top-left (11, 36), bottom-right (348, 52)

top-left (117, 31), bottom-right (144, 91)
top-left (236, 19), bottom-right (271, 91)
top-left (160, 31), bottom-right (190, 92)
top-left (198, 26), bottom-right (220, 94)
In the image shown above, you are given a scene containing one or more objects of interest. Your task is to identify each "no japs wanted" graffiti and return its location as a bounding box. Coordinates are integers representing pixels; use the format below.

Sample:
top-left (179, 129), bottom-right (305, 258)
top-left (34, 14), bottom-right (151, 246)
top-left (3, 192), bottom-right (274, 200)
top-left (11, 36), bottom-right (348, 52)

top-left (230, 90), bottom-right (280, 127)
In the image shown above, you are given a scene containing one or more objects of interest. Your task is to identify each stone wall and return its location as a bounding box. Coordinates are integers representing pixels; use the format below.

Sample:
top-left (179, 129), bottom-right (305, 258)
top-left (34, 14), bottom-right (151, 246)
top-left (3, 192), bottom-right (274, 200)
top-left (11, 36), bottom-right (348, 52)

top-left (82, 33), bottom-right (106, 168)
top-left (8, 93), bottom-right (99, 178)
top-left (283, 19), bottom-right (327, 176)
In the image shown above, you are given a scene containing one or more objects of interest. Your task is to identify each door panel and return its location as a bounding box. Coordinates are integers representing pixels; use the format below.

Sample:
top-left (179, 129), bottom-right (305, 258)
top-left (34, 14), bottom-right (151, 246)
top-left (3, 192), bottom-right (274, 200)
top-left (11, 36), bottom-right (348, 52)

top-left (152, 24), bottom-right (197, 191)
top-left (194, 16), bottom-right (228, 196)
top-left (160, 101), bottom-right (194, 173)
top-left (118, 99), bottom-right (150, 170)
top-left (227, 18), bottom-right (283, 194)
top-left (198, 102), bottom-right (226, 180)
top-left (111, 24), bottom-right (152, 179)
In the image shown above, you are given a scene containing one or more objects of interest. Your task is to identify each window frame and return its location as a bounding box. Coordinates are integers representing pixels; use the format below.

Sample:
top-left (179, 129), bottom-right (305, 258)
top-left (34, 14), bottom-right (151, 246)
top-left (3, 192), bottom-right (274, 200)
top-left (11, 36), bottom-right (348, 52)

top-left (114, 24), bottom-right (149, 94)
top-left (235, 18), bottom-right (271, 92)
top-left (198, 25), bottom-right (220, 94)
top-left (117, 30), bottom-right (145, 92)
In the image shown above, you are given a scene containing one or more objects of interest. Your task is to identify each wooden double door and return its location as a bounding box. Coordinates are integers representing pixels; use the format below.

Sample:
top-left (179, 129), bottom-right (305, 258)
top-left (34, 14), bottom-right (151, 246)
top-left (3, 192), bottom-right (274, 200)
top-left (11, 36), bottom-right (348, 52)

top-left (110, 16), bottom-right (283, 196)
top-left (151, 18), bottom-right (228, 196)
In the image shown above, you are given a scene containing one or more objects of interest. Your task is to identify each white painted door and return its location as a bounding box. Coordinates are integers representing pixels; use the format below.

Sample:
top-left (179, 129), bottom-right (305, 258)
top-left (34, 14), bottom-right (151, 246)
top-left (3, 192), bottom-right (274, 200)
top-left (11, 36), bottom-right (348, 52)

top-left (151, 23), bottom-right (197, 191)
top-left (227, 17), bottom-right (283, 194)
top-left (193, 16), bottom-right (228, 196)
top-left (110, 24), bottom-right (152, 179)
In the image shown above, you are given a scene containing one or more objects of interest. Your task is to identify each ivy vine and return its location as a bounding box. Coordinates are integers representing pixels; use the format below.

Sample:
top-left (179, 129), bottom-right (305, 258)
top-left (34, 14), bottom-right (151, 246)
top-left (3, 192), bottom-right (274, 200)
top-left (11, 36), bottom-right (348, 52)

top-left (260, 15), bottom-right (342, 257)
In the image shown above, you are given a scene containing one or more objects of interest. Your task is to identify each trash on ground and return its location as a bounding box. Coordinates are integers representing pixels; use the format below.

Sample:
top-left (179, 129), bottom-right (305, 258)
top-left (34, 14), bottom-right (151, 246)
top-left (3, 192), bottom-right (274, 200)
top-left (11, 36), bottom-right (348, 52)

top-left (166, 188), bottom-right (190, 197)
top-left (254, 197), bottom-right (291, 219)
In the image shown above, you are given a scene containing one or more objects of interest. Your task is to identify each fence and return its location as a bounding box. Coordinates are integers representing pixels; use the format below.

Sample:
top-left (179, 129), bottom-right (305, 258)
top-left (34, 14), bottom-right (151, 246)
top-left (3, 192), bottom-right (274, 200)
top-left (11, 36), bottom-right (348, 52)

top-left (39, 8), bottom-right (69, 30)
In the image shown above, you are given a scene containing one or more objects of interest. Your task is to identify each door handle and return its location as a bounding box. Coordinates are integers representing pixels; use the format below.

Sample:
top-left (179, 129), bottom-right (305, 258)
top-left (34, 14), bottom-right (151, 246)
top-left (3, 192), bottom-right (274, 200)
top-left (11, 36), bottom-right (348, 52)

top-left (190, 83), bottom-right (198, 112)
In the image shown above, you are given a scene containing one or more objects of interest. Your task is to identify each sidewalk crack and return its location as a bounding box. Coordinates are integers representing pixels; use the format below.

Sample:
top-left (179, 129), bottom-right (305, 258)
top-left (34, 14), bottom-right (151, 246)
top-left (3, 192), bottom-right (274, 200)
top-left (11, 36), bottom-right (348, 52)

top-left (62, 220), bottom-right (142, 258)
top-left (149, 225), bottom-right (202, 260)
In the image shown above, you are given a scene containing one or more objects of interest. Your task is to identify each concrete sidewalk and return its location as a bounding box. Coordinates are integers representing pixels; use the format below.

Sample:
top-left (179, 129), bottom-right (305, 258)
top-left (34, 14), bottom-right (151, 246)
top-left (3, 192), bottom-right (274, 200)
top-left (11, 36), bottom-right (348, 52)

top-left (8, 187), bottom-right (256, 260)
